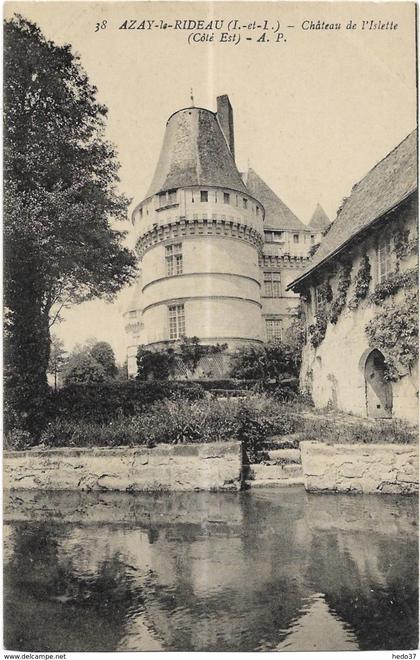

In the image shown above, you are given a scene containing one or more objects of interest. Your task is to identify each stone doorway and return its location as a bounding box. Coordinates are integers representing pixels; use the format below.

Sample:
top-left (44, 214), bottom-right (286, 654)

top-left (364, 349), bottom-right (393, 419)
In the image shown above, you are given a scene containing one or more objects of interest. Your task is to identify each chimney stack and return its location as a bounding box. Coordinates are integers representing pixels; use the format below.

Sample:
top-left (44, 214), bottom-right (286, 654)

top-left (217, 95), bottom-right (235, 160)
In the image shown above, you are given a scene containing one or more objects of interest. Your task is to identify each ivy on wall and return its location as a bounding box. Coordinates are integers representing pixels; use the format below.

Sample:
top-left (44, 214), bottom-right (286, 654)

top-left (329, 259), bottom-right (352, 324)
top-left (365, 288), bottom-right (418, 381)
top-left (393, 226), bottom-right (418, 263)
top-left (304, 219), bottom-right (418, 379)
top-left (348, 255), bottom-right (371, 310)
top-left (308, 282), bottom-right (333, 347)
top-left (369, 268), bottom-right (417, 305)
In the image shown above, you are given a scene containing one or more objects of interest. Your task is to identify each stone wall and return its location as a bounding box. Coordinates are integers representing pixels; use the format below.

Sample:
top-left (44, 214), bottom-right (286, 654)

top-left (300, 441), bottom-right (418, 495)
top-left (3, 442), bottom-right (242, 492)
top-left (298, 200), bottom-right (418, 425)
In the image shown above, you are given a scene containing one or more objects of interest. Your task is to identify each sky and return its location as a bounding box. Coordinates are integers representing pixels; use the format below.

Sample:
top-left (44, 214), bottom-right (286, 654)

top-left (5, 1), bottom-right (417, 362)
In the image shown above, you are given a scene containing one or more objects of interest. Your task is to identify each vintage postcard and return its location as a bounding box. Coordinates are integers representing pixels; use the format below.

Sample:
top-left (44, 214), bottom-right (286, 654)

top-left (3, 1), bottom-right (418, 655)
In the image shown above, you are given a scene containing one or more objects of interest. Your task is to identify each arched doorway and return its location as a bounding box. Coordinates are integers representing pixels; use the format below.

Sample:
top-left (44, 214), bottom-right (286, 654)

top-left (364, 349), bottom-right (393, 418)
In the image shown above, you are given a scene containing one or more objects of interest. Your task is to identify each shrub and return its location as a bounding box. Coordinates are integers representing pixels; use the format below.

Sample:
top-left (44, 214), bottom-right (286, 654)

top-left (4, 428), bottom-right (33, 451)
top-left (33, 393), bottom-right (302, 451)
top-left (51, 380), bottom-right (205, 423)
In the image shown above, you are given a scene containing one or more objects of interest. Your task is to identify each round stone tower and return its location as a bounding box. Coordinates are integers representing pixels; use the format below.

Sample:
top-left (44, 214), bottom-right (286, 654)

top-left (131, 95), bottom-right (265, 360)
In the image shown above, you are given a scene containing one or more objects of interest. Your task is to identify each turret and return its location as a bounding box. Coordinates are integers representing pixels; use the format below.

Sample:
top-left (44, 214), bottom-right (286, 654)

top-left (130, 97), bottom-right (265, 363)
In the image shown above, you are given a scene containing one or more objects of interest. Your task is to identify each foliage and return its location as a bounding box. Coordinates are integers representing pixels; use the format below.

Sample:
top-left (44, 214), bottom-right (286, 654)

top-left (51, 380), bottom-right (205, 423)
top-left (308, 281), bottom-right (332, 347)
top-left (229, 339), bottom-right (301, 381)
top-left (229, 345), bottom-right (266, 380)
top-left (236, 395), bottom-right (297, 461)
top-left (4, 15), bottom-right (137, 435)
top-left (179, 336), bottom-right (228, 374)
top-left (393, 225), bottom-right (417, 262)
top-left (136, 346), bottom-right (176, 380)
top-left (47, 334), bottom-right (67, 390)
top-left (63, 340), bottom-right (118, 385)
top-left (90, 342), bottom-right (118, 379)
top-left (16, 393), bottom-right (301, 452)
top-left (369, 269), bottom-right (417, 305)
top-left (347, 255), bottom-right (371, 309)
top-left (300, 415), bottom-right (417, 445)
top-left (308, 243), bottom-right (320, 258)
top-left (284, 304), bottom-right (306, 353)
top-left (365, 289), bottom-right (418, 380)
top-left (116, 360), bottom-right (129, 381)
top-left (329, 259), bottom-right (352, 323)
top-left (63, 352), bottom-right (107, 385)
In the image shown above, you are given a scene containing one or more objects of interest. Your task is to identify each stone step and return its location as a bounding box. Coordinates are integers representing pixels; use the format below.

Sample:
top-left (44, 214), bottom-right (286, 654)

top-left (247, 477), bottom-right (304, 488)
top-left (267, 448), bottom-right (301, 464)
top-left (249, 463), bottom-right (303, 481)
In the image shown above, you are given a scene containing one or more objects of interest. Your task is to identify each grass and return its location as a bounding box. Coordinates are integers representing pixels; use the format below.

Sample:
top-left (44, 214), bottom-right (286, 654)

top-left (5, 392), bottom-right (417, 451)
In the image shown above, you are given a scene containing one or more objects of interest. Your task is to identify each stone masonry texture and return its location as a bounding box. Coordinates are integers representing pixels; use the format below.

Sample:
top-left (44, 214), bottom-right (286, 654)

top-left (300, 441), bottom-right (418, 495)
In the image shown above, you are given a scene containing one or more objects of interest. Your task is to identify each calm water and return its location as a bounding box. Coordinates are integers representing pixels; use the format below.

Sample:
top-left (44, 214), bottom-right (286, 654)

top-left (4, 487), bottom-right (418, 652)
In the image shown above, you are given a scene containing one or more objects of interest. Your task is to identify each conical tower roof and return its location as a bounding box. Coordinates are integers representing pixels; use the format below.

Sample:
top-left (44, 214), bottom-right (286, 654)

top-left (145, 107), bottom-right (248, 199)
top-left (309, 203), bottom-right (331, 231)
top-left (244, 168), bottom-right (307, 231)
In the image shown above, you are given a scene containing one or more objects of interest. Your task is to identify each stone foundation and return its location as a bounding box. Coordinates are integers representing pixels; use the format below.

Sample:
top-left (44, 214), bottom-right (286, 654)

top-left (3, 442), bottom-right (242, 492)
top-left (300, 441), bottom-right (418, 494)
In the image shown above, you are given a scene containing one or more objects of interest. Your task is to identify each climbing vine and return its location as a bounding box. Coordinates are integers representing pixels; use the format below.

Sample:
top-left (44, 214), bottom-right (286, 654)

top-left (348, 255), bottom-right (371, 310)
top-left (369, 268), bottom-right (417, 305)
top-left (308, 282), bottom-right (333, 347)
top-left (393, 225), bottom-right (417, 263)
top-left (329, 259), bottom-right (352, 324)
top-left (365, 288), bottom-right (418, 381)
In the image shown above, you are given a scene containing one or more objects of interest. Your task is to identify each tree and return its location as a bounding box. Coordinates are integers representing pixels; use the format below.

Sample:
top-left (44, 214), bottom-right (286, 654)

top-left (136, 347), bottom-right (176, 381)
top-left (47, 334), bottom-right (67, 390)
top-left (90, 341), bottom-right (117, 379)
top-left (4, 15), bottom-right (137, 435)
top-left (63, 352), bottom-right (106, 385)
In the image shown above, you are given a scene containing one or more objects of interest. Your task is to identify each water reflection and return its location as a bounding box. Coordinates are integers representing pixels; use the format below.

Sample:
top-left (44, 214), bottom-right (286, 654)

top-left (4, 488), bottom-right (418, 652)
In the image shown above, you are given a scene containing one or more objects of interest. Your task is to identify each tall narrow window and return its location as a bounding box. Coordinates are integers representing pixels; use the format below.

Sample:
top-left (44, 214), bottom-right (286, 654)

top-left (293, 234), bottom-right (299, 244)
top-left (243, 198), bottom-right (248, 209)
top-left (377, 236), bottom-right (393, 283)
top-left (165, 243), bottom-right (183, 276)
top-left (266, 319), bottom-right (282, 341)
top-left (264, 272), bottom-right (281, 297)
top-left (168, 304), bottom-right (185, 339)
top-left (224, 192), bottom-right (230, 205)
top-left (200, 190), bottom-right (208, 202)
top-left (310, 234), bottom-right (315, 244)
top-left (158, 192), bottom-right (166, 208)
top-left (168, 189), bottom-right (177, 205)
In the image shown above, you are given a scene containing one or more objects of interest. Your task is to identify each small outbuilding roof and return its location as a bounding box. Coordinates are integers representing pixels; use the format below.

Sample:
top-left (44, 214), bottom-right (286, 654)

top-left (290, 129), bottom-right (417, 288)
top-left (244, 168), bottom-right (307, 231)
top-left (308, 203), bottom-right (331, 231)
top-left (145, 107), bottom-right (248, 199)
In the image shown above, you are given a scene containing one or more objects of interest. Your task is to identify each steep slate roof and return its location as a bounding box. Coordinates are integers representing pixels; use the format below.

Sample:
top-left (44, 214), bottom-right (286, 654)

top-left (145, 107), bottom-right (248, 198)
top-left (244, 168), bottom-right (308, 231)
top-left (290, 129), bottom-right (417, 288)
top-left (309, 203), bottom-right (331, 231)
